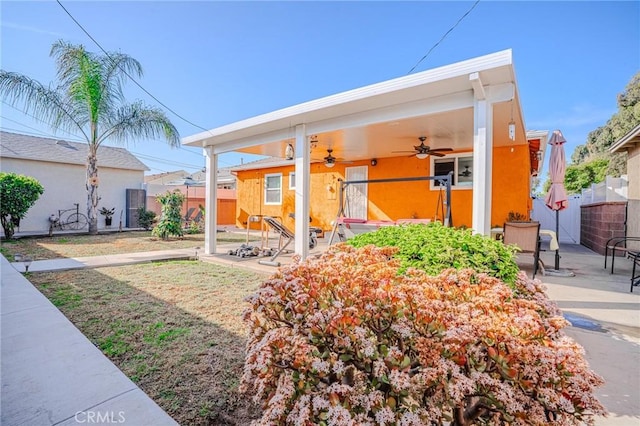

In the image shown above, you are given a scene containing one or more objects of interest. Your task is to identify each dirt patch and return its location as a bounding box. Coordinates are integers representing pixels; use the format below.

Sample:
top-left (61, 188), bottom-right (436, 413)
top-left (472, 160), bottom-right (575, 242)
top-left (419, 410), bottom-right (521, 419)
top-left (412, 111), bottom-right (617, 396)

top-left (29, 260), bottom-right (267, 425)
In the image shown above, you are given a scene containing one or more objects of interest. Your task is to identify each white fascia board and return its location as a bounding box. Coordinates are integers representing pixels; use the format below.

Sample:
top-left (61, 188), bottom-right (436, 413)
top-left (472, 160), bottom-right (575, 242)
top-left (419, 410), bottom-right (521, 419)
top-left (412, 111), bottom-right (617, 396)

top-left (209, 128), bottom-right (293, 155)
top-left (610, 123), bottom-right (640, 153)
top-left (182, 49), bottom-right (514, 148)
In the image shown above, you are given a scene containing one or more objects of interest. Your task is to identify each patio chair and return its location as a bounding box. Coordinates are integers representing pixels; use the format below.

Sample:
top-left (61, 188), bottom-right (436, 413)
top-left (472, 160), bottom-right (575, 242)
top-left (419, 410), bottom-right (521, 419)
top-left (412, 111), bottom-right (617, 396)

top-left (503, 221), bottom-right (542, 278)
top-left (604, 236), bottom-right (640, 274)
top-left (183, 207), bottom-right (195, 222)
top-left (629, 250), bottom-right (640, 292)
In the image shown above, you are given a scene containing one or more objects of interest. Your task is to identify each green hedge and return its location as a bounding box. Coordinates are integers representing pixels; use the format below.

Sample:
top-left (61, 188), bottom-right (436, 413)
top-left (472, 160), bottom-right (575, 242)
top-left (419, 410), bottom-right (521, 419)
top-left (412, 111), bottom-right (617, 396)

top-left (347, 222), bottom-right (520, 285)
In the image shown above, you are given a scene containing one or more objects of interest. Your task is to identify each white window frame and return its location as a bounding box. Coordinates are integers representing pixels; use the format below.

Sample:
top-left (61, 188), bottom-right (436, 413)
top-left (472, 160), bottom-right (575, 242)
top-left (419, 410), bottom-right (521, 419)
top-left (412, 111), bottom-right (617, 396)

top-left (289, 172), bottom-right (296, 190)
top-left (430, 153), bottom-right (474, 190)
top-left (264, 173), bottom-right (282, 205)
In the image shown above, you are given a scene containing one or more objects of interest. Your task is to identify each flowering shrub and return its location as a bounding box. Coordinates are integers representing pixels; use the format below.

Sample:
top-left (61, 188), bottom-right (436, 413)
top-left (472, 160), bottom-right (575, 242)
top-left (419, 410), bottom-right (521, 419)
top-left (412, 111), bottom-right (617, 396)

top-left (242, 245), bottom-right (605, 425)
top-left (347, 222), bottom-right (520, 285)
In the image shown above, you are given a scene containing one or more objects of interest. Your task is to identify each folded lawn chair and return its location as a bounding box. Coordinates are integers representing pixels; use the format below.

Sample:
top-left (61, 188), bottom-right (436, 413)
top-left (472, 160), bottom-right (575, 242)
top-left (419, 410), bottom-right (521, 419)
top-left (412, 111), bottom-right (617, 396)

top-left (259, 216), bottom-right (295, 267)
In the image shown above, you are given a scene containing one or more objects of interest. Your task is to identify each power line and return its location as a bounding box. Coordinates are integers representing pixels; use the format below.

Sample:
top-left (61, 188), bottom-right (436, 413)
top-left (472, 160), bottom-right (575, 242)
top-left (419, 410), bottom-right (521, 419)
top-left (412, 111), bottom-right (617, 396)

top-left (56, 0), bottom-right (212, 134)
top-left (0, 115), bottom-right (78, 140)
top-left (129, 150), bottom-right (203, 169)
top-left (407, 0), bottom-right (481, 74)
top-left (1, 100), bottom-right (86, 141)
top-left (0, 126), bottom-right (59, 139)
top-left (0, 109), bottom-right (219, 171)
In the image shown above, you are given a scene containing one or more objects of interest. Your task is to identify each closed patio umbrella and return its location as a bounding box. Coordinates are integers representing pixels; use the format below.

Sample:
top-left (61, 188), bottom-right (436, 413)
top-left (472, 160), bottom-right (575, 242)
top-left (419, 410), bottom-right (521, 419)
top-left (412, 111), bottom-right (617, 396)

top-left (544, 130), bottom-right (569, 271)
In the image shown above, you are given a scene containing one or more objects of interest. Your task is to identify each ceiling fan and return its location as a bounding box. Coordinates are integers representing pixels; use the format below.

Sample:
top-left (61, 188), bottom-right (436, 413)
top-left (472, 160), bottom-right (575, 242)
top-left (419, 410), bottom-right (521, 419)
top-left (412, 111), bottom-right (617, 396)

top-left (459, 165), bottom-right (472, 177)
top-left (319, 149), bottom-right (354, 168)
top-left (393, 136), bottom-right (453, 159)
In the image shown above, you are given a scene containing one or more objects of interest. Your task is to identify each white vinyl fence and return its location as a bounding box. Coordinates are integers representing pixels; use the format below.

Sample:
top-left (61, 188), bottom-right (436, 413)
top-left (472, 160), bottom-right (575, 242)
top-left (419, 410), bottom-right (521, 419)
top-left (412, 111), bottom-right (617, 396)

top-left (581, 175), bottom-right (628, 204)
top-left (531, 194), bottom-right (582, 244)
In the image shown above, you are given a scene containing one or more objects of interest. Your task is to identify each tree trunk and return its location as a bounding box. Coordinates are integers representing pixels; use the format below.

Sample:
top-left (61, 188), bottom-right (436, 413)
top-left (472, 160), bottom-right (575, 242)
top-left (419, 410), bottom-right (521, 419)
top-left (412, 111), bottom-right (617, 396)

top-left (87, 151), bottom-right (99, 234)
top-left (1, 215), bottom-right (14, 240)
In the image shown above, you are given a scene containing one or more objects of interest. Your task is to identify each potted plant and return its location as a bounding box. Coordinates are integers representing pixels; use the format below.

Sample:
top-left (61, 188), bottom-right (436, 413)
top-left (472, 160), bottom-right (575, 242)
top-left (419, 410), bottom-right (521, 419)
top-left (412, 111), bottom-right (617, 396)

top-left (99, 207), bottom-right (115, 227)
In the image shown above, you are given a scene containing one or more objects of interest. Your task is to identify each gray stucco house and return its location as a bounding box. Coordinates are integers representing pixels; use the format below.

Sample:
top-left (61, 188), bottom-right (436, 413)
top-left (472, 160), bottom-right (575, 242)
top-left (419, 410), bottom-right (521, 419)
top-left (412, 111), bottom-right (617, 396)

top-left (0, 131), bottom-right (148, 234)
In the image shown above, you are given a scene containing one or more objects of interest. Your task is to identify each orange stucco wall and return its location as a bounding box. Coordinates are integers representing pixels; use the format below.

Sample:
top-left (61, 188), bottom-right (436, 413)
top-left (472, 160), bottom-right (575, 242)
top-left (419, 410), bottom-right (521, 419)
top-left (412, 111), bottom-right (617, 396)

top-left (235, 145), bottom-right (532, 233)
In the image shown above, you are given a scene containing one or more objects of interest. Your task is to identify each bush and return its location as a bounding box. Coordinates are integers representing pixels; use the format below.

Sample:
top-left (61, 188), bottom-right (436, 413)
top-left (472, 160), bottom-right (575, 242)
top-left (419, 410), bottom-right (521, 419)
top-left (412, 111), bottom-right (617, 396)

top-left (137, 207), bottom-right (157, 230)
top-left (185, 220), bottom-right (201, 234)
top-left (0, 172), bottom-right (44, 239)
top-left (152, 190), bottom-right (184, 240)
top-left (242, 245), bottom-right (606, 425)
top-left (347, 222), bottom-right (520, 285)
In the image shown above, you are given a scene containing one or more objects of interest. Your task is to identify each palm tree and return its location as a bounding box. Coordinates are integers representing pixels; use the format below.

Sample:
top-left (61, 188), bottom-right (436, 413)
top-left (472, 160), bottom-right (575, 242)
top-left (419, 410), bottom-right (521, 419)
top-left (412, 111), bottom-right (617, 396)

top-left (0, 40), bottom-right (180, 234)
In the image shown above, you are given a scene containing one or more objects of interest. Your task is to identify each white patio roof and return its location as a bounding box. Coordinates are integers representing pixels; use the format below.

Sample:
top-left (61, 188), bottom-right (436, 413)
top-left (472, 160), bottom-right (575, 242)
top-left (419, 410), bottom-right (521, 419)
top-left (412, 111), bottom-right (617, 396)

top-left (183, 49), bottom-right (526, 160)
top-left (184, 49), bottom-right (528, 257)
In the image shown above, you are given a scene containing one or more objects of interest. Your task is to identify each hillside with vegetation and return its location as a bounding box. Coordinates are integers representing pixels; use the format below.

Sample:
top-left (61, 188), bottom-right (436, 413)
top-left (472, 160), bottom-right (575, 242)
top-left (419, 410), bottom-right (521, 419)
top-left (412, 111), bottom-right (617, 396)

top-left (545, 72), bottom-right (640, 194)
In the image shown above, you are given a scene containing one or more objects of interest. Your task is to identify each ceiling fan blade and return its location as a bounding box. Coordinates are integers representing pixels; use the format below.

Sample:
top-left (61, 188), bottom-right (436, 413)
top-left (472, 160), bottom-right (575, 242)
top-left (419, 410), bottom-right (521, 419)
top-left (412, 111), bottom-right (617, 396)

top-left (392, 150), bottom-right (417, 153)
top-left (430, 152), bottom-right (446, 157)
top-left (429, 148), bottom-right (453, 152)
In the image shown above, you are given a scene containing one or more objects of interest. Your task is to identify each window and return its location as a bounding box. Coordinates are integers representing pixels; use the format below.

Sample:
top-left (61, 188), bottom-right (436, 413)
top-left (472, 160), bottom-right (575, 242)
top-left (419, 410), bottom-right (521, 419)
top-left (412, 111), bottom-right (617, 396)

top-left (432, 155), bottom-right (473, 189)
top-left (265, 173), bottom-right (282, 205)
top-left (289, 172), bottom-right (296, 190)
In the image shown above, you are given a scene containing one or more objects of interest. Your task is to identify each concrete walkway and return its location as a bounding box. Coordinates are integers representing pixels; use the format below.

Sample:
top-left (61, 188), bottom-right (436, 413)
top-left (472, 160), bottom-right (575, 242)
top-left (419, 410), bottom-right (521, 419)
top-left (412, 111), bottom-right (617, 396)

top-left (9, 248), bottom-right (198, 273)
top-left (2, 240), bottom-right (639, 425)
top-left (1, 255), bottom-right (178, 426)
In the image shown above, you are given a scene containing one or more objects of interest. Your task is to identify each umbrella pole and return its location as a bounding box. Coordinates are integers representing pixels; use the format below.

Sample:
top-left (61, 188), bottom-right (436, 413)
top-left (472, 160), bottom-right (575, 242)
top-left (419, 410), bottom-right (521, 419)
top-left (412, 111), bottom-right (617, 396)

top-left (555, 209), bottom-right (560, 270)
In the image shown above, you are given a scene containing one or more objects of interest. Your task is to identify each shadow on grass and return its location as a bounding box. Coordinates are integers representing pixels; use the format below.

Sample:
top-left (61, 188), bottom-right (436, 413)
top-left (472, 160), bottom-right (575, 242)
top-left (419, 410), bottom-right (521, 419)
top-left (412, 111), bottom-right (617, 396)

top-left (27, 256), bottom-right (265, 425)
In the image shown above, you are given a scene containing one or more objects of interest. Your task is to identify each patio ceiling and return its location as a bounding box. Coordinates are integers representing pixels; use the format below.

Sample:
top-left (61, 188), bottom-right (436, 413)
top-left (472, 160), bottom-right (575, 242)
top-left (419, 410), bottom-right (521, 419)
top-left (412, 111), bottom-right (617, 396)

top-left (183, 49), bottom-right (526, 162)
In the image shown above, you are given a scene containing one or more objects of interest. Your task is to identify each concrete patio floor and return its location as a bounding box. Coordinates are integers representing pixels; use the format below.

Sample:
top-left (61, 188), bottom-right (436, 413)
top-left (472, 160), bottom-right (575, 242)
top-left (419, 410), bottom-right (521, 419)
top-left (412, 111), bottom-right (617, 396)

top-left (2, 232), bottom-right (639, 425)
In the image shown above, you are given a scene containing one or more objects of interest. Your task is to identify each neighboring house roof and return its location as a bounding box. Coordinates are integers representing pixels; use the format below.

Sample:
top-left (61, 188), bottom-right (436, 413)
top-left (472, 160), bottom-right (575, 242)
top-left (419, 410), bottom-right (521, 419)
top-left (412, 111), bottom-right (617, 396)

top-left (145, 170), bottom-right (191, 184)
top-left (0, 131), bottom-right (149, 171)
top-left (229, 157), bottom-right (296, 172)
top-left (145, 168), bottom-right (236, 184)
top-left (610, 123), bottom-right (640, 153)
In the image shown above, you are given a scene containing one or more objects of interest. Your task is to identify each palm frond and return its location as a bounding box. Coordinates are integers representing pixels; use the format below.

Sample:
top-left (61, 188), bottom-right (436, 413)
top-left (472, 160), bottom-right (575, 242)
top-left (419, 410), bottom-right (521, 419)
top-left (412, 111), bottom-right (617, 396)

top-left (0, 70), bottom-right (89, 141)
top-left (98, 101), bottom-right (180, 148)
top-left (100, 52), bottom-right (143, 104)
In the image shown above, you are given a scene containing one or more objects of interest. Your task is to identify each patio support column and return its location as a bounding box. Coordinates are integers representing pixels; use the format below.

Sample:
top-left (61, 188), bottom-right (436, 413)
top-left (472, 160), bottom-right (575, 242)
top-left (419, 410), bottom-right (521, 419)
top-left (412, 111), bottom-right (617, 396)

top-left (470, 72), bottom-right (493, 236)
top-left (294, 124), bottom-right (310, 259)
top-left (204, 147), bottom-right (218, 255)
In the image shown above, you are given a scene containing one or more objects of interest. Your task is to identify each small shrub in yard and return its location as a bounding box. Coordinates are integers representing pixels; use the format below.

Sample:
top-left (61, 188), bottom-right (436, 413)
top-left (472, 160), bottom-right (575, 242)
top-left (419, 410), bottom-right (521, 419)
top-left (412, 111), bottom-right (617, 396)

top-left (347, 222), bottom-right (520, 285)
top-left (242, 245), bottom-right (605, 425)
top-left (152, 190), bottom-right (184, 240)
top-left (137, 207), bottom-right (157, 230)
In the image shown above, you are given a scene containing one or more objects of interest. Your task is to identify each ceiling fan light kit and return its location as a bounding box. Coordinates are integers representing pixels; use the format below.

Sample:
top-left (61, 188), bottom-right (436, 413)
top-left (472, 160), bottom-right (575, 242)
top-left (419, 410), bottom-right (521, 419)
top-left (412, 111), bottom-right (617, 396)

top-left (391, 136), bottom-right (453, 159)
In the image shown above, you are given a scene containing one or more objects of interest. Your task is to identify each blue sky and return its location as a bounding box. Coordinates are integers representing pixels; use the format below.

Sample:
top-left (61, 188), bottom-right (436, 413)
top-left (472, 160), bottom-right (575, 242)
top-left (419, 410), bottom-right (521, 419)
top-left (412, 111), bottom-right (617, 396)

top-left (1, 1), bottom-right (638, 179)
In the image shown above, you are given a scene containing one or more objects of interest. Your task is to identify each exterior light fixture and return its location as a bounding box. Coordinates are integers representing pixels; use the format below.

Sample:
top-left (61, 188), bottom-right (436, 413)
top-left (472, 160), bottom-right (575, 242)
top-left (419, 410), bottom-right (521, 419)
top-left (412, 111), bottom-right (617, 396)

top-left (371, 159), bottom-right (378, 166)
top-left (23, 257), bottom-right (33, 273)
top-left (285, 144), bottom-right (294, 160)
top-left (416, 153), bottom-right (428, 160)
